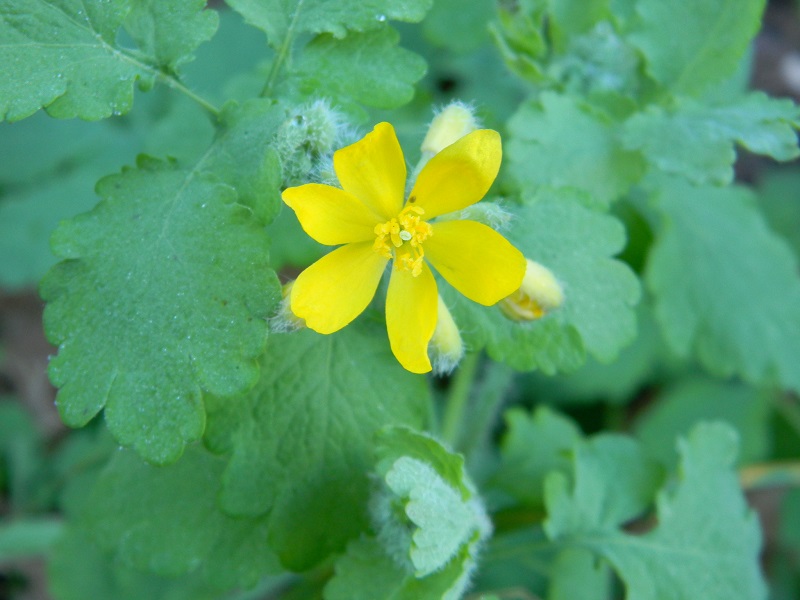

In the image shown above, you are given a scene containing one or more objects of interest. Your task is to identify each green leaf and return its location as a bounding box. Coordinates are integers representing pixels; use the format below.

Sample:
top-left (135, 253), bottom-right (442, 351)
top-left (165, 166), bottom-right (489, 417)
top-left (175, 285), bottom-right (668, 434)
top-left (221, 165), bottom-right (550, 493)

top-left (196, 99), bottom-right (284, 224)
top-left (374, 426), bottom-right (471, 499)
top-left (629, 0), bottom-right (766, 96)
top-left (623, 93), bottom-right (800, 185)
top-left (549, 0), bottom-right (611, 42)
top-left (444, 191), bottom-right (640, 372)
top-left (757, 167), bottom-right (800, 258)
top-left (645, 179), bottom-right (800, 392)
top-left (40, 157), bottom-right (280, 464)
top-left (226, 0), bottom-right (431, 46)
top-left (0, 0), bottom-right (137, 121)
top-left (0, 90), bottom-right (214, 289)
top-left (507, 92), bottom-right (644, 206)
top-left (520, 304), bottom-right (675, 406)
top-left (325, 536), bottom-right (475, 600)
top-left (546, 423), bottom-right (767, 600)
top-left (634, 377), bottom-right (772, 468)
top-left (548, 548), bottom-right (611, 600)
top-left (124, 0), bottom-right (218, 72)
top-left (284, 28), bottom-right (427, 110)
top-left (0, 0), bottom-right (217, 121)
top-left (0, 169), bottom-right (106, 289)
top-left (325, 427), bottom-right (489, 600)
top-left (422, 0), bottom-right (494, 53)
top-left (544, 435), bottom-right (662, 534)
top-left (82, 446), bottom-right (280, 588)
top-left (491, 406), bottom-right (583, 509)
top-left (207, 325), bottom-right (428, 570)
top-left (48, 526), bottom-right (221, 600)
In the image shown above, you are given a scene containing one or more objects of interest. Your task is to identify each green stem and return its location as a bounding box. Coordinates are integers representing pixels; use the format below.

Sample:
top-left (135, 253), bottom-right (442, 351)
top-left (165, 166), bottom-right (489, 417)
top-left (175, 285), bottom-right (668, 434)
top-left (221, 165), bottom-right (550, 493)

top-left (771, 393), bottom-right (800, 440)
top-left (0, 518), bottom-right (63, 560)
top-left (261, 0), bottom-right (305, 97)
top-left (158, 72), bottom-right (220, 117)
top-left (460, 361), bottom-right (515, 459)
top-left (441, 352), bottom-right (481, 448)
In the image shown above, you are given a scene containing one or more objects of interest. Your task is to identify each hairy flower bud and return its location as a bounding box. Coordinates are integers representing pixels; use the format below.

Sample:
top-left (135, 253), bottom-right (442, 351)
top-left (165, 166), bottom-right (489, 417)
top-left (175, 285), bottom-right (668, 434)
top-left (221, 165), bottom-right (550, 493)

top-left (270, 281), bottom-right (305, 332)
top-left (429, 296), bottom-right (464, 375)
top-left (421, 102), bottom-right (479, 157)
top-left (500, 259), bottom-right (564, 321)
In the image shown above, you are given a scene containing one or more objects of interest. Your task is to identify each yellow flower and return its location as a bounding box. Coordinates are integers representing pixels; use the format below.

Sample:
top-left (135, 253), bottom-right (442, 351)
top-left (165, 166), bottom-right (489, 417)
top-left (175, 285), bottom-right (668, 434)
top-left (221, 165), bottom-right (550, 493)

top-left (282, 122), bottom-right (526, 373)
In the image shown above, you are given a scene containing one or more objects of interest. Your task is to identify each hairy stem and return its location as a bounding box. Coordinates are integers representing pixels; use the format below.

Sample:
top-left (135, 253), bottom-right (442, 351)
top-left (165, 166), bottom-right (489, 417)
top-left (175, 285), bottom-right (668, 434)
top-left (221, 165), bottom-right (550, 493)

top-left (261, 0), bottom-right (306, 97)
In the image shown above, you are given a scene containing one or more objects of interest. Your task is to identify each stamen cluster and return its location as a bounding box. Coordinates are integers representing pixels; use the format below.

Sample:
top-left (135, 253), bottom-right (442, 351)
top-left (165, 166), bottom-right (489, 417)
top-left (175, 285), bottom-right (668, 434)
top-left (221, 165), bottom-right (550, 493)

top-left (373, 205), bottom-right (433, 277)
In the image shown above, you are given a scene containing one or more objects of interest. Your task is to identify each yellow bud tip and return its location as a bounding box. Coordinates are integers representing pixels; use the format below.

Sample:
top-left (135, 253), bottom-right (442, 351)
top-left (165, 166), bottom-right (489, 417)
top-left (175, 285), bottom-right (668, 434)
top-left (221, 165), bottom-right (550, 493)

top-left (429, 296), bottom-right (464, 375)
top-left (499, 259), bottom-right (564, 322)
top-left (421, 102), bottom-right (479, 156)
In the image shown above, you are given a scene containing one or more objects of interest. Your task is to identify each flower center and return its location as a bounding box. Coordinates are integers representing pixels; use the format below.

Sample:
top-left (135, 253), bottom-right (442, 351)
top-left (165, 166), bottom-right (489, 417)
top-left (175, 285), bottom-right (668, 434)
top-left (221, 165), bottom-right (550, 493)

top-left (373, 205), bottom-right (434, 277)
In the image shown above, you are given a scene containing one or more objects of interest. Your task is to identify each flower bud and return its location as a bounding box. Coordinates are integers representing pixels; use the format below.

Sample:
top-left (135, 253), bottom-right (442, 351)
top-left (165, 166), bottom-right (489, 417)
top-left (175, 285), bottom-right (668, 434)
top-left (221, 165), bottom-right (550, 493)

top-left (500, 259), bottom-right (564, 321)
top-left (270, 281), bottom-right (305, 332)
top-left (420, 102), bottom-right (479, 157)
top-left (275, 99), bottom-right (347, 187)
top-left (429, 296), bottom-right (464, 375)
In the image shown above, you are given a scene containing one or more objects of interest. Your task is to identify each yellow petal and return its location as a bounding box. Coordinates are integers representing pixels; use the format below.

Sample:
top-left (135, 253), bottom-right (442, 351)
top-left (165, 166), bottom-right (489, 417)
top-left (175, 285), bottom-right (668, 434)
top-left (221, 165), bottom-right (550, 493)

top-left (334, 122), bottom-right (406, 221)
top-left (291, 242), bottom-right (388, 334)
top-left (386, 262), bottom-right (437, 374)
top-left (425, 220), bottom-right (526, 306)
top-left (409, 129), bottom-right (501, 219)
top-left (282, 184), bottom-right (381, 245)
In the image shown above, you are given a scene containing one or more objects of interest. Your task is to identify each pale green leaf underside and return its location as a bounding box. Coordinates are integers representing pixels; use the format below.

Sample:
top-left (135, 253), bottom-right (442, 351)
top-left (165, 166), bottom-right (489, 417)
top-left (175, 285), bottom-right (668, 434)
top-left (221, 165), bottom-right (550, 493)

top-left (624, 92), bottom-right (800, 185)
top-left (326, 427), bottom-right (483, 600)
top-left (445, 192), bottom-right (640, 372)
top-left (226, 0), bottom-right (431, 47)
top-left (629, 0), bottom-right (766, 96)
top-left (546, 423), bottom-right (766, 600)
top-left (41, 157), bottom-right (280, 464)
top-left (507, 92), bottom-right (644, 206)
top-left (646, 179), bottom-right (800, 393)
top-left (0, 0), bottom-right (217, 121)
top-left (207, 325), bottom-right (428, 570)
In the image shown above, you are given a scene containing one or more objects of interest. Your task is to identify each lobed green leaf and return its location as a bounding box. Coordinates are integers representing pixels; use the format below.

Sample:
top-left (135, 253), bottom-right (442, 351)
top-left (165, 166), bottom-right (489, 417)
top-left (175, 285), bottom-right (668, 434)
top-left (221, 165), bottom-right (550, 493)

top-left (0, 0), bottom-right (218, 121)
top-left (207, 325), bottom-right (428, 570)
top-left (41, 156), bottom-right (280, 464)
top-left (284, 27), bottom-right (427, 110)
top-left (624, 93), bottom-right (800, 185)
top-left (444, 191), bottom-right (640, 372)
top-left (546, 423), bottom-right (766, 600)
top-left (507, 92), bottom-right (644, 206)
top-left (81, 446), bottom-right (280, 588)
top-left (629, 0), bottom-right (766, 96)
top-left (645, 178), bottom-right (800, 393)
top-left (226, 0), bottom-right (431, 47)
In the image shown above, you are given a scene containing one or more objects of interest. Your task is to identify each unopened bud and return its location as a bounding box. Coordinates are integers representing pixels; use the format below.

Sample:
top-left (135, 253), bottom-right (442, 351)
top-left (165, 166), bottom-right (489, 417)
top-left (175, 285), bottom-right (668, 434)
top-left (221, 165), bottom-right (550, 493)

top-left (270, 281), bottom-right (305, 332)
top-left (429, 296), bottom-right (464, 375)
top-left (500, 259), bottom-right (564, 321)
top-left (421, 102), bottom-right (479, 157)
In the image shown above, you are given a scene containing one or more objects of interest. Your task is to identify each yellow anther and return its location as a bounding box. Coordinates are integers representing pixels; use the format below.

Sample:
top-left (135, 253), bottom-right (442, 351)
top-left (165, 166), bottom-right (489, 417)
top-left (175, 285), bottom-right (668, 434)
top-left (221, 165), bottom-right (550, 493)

top-left (373, 205), bottom-right (434, 276)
